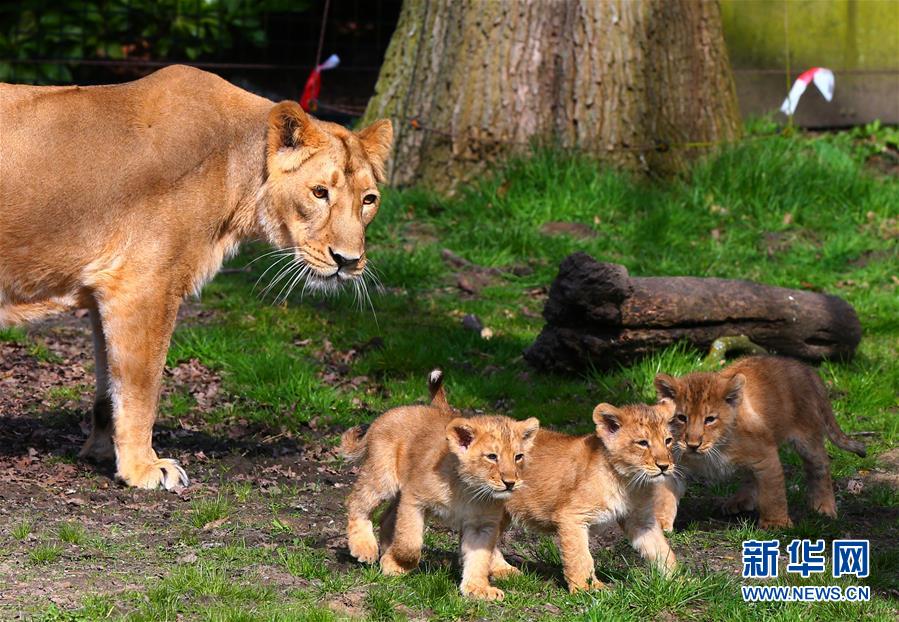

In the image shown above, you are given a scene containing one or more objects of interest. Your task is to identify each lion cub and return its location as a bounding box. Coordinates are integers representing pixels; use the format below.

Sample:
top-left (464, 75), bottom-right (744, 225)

top-left (654, 356), bottom-right (866, 530)
top-left (341, 370), bottom-right (539, 600)
top-left (502, 400), bottom-right (679, 593)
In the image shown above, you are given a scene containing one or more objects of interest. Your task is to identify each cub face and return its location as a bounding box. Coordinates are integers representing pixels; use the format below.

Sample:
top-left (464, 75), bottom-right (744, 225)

top-left (654, 372), bottom-right (745, 455)
top-left (262, 101), bottom-right (393, 291)
top-left (446, 416), bottom-right (540, 500)
top-left (593, 400), bottom-right (681, 482)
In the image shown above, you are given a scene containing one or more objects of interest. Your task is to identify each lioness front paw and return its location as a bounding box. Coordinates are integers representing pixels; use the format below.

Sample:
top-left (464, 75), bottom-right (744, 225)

top-left (461, 581), bottom-right (504, 601)
top-left (117, 458), bottom-right (188, 491)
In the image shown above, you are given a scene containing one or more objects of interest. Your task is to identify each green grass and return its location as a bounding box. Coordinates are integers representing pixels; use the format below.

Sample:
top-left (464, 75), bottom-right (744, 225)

top-left (29, 543), bottom-right (63, 565)
top-left (11, 520), bottom-right (32, 540)
top-left (189, 495), bottom-right (233, 529)
top-left (57, 522), bottom-right (87, 545)
top-left (37, 129), bottom-right (899, 620)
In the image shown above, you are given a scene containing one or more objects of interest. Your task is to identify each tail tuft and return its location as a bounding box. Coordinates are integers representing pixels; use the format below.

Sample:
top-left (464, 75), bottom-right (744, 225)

top-left (428, 368), bottom-right (451, 412)
top-left (339, 424), bottom-right (370, 462)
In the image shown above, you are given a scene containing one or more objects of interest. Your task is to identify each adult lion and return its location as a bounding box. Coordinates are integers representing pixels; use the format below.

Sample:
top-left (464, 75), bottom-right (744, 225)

top-left (0, 66), bottom-right (393, 490)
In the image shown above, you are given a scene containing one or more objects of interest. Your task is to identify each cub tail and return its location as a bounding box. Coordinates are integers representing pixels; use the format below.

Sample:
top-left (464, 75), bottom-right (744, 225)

top-left (428, 369), bottom-right (451, 412)
top-left (339, 424), bottom-right (370, 462)
top-left (820, 394), bottom-right (866, 458)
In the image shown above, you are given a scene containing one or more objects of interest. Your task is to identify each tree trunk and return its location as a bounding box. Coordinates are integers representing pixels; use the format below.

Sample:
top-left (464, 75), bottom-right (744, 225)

top-left (363, 0), bottom-right (742, 189)
top-left (524, 253), bottom-right (862, 373)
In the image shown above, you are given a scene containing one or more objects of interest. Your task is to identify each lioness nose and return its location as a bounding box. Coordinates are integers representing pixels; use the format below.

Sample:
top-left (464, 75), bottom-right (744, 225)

top-left (502, 480), bottom-right (515, 491)
top-left (329, 248), bottom-right (360, 270)
top-left (656, 463), bottom-right (670, 472)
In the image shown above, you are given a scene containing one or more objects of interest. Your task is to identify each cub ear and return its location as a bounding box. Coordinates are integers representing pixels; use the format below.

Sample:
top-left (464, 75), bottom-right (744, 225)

top-left (654, 374), bottom-right (679, 400)
top-left (724, 373), bottom-right (745, 407)
top-left (592, 403), bottom-right (622, 438)
top-left (657, 397), bottom-right (677, 418)
top-left (446, 418), bottom-right (476, 453)
top-left (517, 417), bottom-right (540, 444)
top-left (266, 101), bottom-right (326, 158)
top-left (357, 119), bottom-right (393, 182)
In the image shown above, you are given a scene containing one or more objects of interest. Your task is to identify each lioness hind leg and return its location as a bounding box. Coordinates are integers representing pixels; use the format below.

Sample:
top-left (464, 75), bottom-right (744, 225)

top-left (79, 304), bottom-right (115, 461)
top-left (792, 434), bottom-right (837, 518)
top-left (100, 286), bottom-right (187, 490)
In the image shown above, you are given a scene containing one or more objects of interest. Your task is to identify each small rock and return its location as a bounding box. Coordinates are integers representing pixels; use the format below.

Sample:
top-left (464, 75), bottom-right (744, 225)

top-left (462, 314), bottom-right (483, 333)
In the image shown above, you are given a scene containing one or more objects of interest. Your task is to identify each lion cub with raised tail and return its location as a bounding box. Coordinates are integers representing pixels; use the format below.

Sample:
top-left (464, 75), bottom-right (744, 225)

top-left (341, 370), bottom-right (539, 600)
top-left (654, 355), bottom-right (866, 530)
top-left (502, 400), bottom-right (680, 593)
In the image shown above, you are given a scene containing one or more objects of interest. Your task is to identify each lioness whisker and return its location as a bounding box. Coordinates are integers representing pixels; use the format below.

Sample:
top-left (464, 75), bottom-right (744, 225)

top-left (252, 253), bottom-right (294, 293)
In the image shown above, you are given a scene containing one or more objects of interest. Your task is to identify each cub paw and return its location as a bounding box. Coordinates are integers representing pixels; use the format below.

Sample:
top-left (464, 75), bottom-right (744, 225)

top-left (568, 577), bottom-right (607, 593)
top-left (380, 552), bottom-right (416, 576)
top-left (348, 534), bottom-right (379, 564)
top-left (490, 563), bottom-right (522, 580)
top-left (118, 458), bottom-right (189, 491)
top-left (811, 500), bottom-right (837, 518)
top-left (721, 493), bottom-right (757, 515)
top-left (461, 582), bottom-right (504, 601)
top-left (657, 515), bottom-right (676, 532)
top-left (758, 515), bottom-right (793, 529)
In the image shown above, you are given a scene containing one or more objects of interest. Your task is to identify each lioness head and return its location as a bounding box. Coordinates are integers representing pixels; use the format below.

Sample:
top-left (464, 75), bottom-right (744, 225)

top-left (260, 101), bottom-right (393, 291)
top-left (593, 400), bottom-right (680, 483)
top-left (446, 415), bottom-right (540, 500)
top-left (654, 372), bottom-right (745, 455)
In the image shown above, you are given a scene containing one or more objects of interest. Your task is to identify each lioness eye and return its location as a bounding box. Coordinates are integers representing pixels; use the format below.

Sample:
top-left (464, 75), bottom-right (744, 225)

top-left (514, 453), bottom-right (524, 462)
top-left (637, 440), bottom-right (649, 448)
top-left (312, 185), bottom-right (329, 200)
top-left (362, 194), bottom-right (378, 205)
top-left (485, 453), bottom-right (498, 462)
top-left (705, 415), bottom-right (717, 425)
top-left (676, 414), bottom-right (687, 423)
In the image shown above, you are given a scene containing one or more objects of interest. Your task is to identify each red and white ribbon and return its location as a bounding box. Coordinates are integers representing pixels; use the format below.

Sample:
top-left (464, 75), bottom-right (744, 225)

top-left (780, 67), bottom-right (835, 115)
top-left (300, 53), bottom-right (341, 112)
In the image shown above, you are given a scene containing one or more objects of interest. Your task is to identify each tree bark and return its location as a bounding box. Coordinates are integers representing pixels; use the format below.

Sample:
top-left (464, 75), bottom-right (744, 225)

top-left (524, 253), bottom-right (862, 373)
top-left (363, 0), bottom-right (742, 189)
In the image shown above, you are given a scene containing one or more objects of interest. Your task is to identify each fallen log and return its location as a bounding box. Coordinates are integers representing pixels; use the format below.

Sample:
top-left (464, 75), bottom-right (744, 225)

top-left (524, 253), bottom-right (862, 373)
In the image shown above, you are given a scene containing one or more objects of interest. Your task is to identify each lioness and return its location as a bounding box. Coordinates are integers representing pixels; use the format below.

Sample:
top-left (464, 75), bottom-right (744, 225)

top-left (341, 370), bottom-right (540, 600)
top-left (0, 66), bottom-right (393, 490)
top-left (654, 356), bottom-right (866, 529)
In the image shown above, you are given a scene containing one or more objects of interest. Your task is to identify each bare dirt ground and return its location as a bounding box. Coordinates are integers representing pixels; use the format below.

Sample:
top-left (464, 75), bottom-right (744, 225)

top-left (1, 310), bottom-right (897, 618)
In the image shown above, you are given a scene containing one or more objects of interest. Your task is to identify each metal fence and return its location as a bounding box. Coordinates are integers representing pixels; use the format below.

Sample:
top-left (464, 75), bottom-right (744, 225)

top-left (0, 0), bottom-right (400, 118)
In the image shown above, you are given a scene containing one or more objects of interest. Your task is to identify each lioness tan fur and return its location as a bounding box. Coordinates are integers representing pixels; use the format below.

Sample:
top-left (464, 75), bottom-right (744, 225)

top-left (654, 356), bottom-right (866, 530)
top-left (341, 370), bottom-right (539, 600)
top-left (502, 400), bottom-right (679, 593)
top-left (0, 66), bottom-right (393, 490)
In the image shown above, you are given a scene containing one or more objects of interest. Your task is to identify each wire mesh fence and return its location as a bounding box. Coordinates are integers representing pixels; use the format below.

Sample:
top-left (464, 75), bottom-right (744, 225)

top-left (0, 0), bottom-right (400, 117)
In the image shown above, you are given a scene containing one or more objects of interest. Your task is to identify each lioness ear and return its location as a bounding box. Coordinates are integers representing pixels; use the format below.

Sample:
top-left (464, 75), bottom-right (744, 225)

top-left (266, 101), bottom-right (326, 159)
top-left (724, 373), bottom-right (745, 407)
top-left (592, 403), bottom-right (622, 438)
top-left (517, 417), bottom-right (540, 443)
top-left (357, 119), bottom-right (393, 182)
top-left (446, 418), bottom-right (476, 453)
top-left (654, 374), bottom-right (679, 400)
